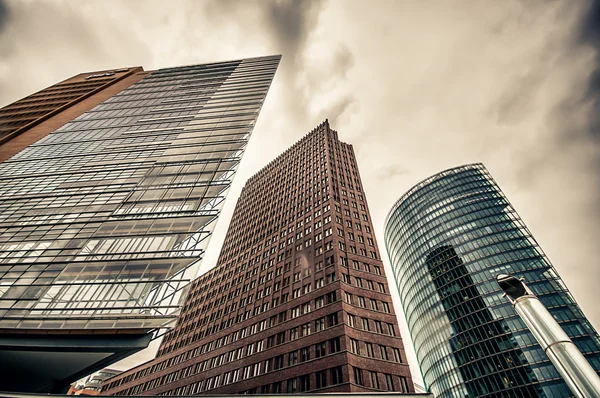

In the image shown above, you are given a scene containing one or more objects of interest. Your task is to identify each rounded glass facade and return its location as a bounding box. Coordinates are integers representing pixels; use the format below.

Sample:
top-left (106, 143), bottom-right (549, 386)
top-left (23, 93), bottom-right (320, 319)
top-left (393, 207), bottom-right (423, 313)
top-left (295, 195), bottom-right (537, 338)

top-left (384, 163), bottom-right (600, 398)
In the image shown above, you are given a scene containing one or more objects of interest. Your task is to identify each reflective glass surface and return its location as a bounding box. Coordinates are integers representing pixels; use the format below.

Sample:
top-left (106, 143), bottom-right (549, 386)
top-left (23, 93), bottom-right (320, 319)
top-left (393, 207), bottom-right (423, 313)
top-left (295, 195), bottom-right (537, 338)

top-left (384, 163), bottom-right (600, 398)
top-left (0, 55), bottom-right (280, 330)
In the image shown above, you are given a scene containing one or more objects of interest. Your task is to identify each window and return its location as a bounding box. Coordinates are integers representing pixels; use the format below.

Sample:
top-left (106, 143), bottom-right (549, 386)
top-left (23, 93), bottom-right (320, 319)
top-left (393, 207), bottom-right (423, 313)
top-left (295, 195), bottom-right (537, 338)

top-left (303, 283), bottom-right (311, 294)
top-left (387, 323), bottom-right (396, 336)
top-left (385, 374), bottom-right (395, 391)
top-left (286, 378), bottom-right (297, 393)
top-left (315, 296), bottom-right (324, 309)
top-left (327, 312), bottom-right (339, 327)
top-left (358, 296), bottom-right (366, 308)
top-left (382, 302), bottom-right (391, 313)
top-left (290, 327), bottom-right (299, 340)
top-left (378, 282), bottom-right (386, 292)
top-left (315, 317), bottom-right (325, 332)
top-left (398, 376), bottom-right (410, 393)
top-left (365, 342), bottom-right (374, 357)
top-left (300, 347), bottom-right (310, 362)
top-left (347, 313), bottom-right (356, 327)
top-left (274, 355), bottom-right (284, 370)
top-left (316, 342), bottom-right (326, 358)
top-left (276, 331), bottom-right (285, 345)
top-left (350, 338), bottom-right (360, 354)
top-left (316, 370), bottom-right (327, 389)
top-left (369, 371), bottom-right (380, 389)
top-left (370, 299), bottom-right (378, 311)
top-left (361, 318), bottom-right (370, 331)
top-left (326, 291), bottom-right (336, 303)
top-left (301, 322), bottom-right (311, 336)
top-left (288, 351), bottom-right (298, 366)
top-left (379, 345), bottom-right (389, 360)
top-left (344, 291), bottom-right (353, 304)
top-left (353, 367), bottom-right (364, 386)
top-left (392, 347), bottom-right (403, 363)
top-left (279, 311), bottom-right (287, 322)
top-left (329, 337), bottom-right (341, 353)
top-left (330, 366), bottom-right (343, 385)
top-left (291, 306), bottom-right (300, 318)
top-left (302, 302), bottom-right (311, 314)
top-left (299, 374), bottom-right (310, 392)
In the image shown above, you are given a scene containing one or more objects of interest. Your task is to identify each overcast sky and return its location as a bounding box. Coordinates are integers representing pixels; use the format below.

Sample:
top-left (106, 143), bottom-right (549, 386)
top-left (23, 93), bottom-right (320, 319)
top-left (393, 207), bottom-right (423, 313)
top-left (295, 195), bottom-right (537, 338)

top-left (2, 0), bottom-right (600, 385)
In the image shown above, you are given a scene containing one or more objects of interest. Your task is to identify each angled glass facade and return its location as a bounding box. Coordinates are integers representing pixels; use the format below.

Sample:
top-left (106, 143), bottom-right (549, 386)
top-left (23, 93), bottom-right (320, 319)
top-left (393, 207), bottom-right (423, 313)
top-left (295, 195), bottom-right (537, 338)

top-left (384, 163), bottom-right (600, 398)
top-left (0, 55), bottom-right (280, 331)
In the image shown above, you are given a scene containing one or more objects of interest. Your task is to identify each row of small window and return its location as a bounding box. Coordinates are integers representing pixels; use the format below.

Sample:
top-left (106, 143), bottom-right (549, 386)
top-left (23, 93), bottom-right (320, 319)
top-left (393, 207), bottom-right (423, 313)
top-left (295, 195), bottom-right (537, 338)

top-left (343, 292), bottom-right (391, 313)
top-left (341, 272), bottom-right (387, 293)
top-left (178, 256), bottom-right (338, 324)
top-left (170, 273), bottom-right (338, 343)
top-left (353, 367), bottom-right (412, 392)
top-left (347, 313), bottom-right (398, 336)
top-left (110, 336), bottom-right (343, 395)
top-left (396, 211), bottom-right (517, 264)
top-left (113, 83), bottom-right (270, 106)
top-left (153, 366), bottom-right (344, 396)
top-left (222, 201), bottom-right (332, 262)
top-left (158, 292), bottom-right (338, 356)
top-left (182, 251), bottom-right (384, 315)
top-left (182, 253), bottom-right (391, 340)
top-left (396, 187), bottom-right (502, 237)
top-left (182, 244), bottom-right (390, 334)
top-left (246, 151), bottom-right (327, 198)
top-left (142, 65), bottom-right (278, 94)
top-left (391, 171), bottom-right (492, 219)
top-left (146, 60), bottom-right (278, 84)
top-left (397, 256), bottom-right (549, 314)
top-left (349, 338), bottom-right (404, 363)
top-left (240, 370), bottom-right (411, 395)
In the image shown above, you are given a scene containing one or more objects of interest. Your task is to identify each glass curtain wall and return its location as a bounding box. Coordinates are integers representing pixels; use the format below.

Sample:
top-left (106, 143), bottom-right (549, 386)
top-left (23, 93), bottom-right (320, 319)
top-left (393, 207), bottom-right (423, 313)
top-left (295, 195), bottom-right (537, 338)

top-left (0, 55), bottom-right (280, 331)
top-left (384, 163), bottom-right (600, 398)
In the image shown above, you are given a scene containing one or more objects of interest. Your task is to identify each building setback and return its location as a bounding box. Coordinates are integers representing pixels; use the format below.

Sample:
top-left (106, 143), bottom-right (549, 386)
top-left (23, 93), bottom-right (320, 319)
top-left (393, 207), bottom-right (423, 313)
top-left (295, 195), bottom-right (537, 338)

top-left (0, 55), bottom-right (280, 393)
top-left (102, 121), bottom-right (414, 396)
top-left (384, 163), bottom-right (600, 398)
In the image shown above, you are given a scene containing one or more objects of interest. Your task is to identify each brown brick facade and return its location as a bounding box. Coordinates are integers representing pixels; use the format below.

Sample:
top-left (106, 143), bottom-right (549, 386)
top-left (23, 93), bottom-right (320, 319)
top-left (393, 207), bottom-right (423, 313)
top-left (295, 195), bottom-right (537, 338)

top-left (102, 120), bottom-right (414, 396)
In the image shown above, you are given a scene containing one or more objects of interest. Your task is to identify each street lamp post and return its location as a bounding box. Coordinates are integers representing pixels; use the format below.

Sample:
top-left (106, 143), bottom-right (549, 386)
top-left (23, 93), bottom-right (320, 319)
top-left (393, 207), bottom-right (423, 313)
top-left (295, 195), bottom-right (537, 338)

top-left (496, 274), bottom-right (600, 398)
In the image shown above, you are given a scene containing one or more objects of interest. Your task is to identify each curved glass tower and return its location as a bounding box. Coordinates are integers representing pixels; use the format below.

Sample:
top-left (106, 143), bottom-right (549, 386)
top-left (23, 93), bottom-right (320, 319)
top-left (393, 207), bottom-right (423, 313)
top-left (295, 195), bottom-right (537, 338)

top-left (384, 163), bottom-right (600, 398)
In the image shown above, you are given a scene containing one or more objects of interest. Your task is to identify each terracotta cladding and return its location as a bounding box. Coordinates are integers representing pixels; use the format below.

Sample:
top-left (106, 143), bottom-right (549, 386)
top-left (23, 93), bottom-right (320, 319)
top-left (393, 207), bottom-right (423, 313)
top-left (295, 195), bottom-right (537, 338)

top-left (0, 67), bottom-right (146, 162)
top-left (102, 120), bottom-right (414, 396)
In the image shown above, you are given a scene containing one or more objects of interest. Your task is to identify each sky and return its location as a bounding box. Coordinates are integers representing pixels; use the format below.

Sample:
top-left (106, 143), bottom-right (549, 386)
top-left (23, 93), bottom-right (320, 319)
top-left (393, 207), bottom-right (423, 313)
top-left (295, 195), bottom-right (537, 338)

top-left (1, 0), bottom-right (600, 386)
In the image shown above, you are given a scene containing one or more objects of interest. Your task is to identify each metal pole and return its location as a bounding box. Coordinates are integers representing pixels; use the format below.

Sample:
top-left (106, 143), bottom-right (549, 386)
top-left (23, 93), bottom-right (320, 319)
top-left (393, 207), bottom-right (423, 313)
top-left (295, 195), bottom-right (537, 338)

top-left (496, 274), bottom-right (600, 398)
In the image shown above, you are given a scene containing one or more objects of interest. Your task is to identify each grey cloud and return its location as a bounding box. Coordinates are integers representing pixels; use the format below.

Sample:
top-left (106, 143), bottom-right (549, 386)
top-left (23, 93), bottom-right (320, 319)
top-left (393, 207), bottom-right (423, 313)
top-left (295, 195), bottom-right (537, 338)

top-left (0, 0), bottom-right (153, 107)
top-left (333, 45), bottom-right (355, 79)
top-left (489, 71), bottom-right (544, 126)
top-left (0, 0), bottom-right (8, 33)
top-left (376, 165), bottom-right (409, 181)
top-left (318, 95), bottom-right (356, 127)
top-left (265, 0), bottom-right (324, 63)
top-left (578, 0), bottom-right (600, 141)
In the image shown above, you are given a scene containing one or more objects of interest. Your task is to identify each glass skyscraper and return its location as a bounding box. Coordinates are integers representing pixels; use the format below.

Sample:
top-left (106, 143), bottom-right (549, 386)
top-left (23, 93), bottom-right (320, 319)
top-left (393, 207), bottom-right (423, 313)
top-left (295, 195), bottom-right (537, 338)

top-left (384, 163), bottom-right (600, 398)
top-left (0, 55), bottom-right (280, 393)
